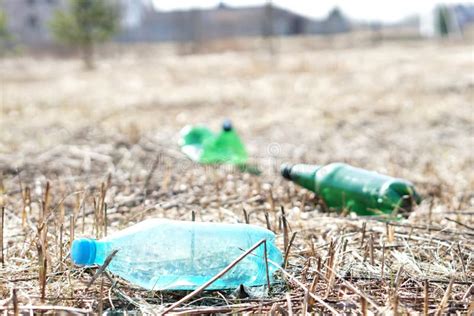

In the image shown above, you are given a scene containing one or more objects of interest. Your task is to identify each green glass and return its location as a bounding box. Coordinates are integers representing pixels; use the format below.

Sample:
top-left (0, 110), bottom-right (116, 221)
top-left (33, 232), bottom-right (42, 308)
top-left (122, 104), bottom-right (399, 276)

top-left (281, 163), bottom-right (421, 216)
top-left (179, 121), bottom-right (248, 165)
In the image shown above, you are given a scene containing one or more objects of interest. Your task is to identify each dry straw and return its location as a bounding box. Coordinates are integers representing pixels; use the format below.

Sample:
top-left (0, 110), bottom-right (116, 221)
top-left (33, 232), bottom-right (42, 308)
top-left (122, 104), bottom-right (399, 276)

top-left (0, 36), bottom-right (473, 314)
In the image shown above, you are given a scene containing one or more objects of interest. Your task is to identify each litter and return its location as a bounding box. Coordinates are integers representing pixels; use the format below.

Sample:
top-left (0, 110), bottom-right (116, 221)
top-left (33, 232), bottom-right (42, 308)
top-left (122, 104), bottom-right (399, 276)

top-left (71, 219), bottom-right (282, 290)
top-left (179, 120), bottom-right (248, 166)
top-left (281, 162), bottom-right (421, 216)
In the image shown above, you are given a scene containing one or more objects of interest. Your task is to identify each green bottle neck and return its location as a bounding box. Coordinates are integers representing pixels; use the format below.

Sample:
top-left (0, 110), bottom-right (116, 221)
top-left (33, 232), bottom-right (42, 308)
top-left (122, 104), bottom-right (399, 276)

top-left (282, 164), bottom-right (321, 191)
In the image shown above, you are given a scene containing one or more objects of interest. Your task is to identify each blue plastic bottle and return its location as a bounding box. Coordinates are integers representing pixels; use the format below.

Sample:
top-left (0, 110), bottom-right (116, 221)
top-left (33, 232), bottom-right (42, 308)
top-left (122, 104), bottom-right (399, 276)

top-left (71, 219), bottom-right (282, 290)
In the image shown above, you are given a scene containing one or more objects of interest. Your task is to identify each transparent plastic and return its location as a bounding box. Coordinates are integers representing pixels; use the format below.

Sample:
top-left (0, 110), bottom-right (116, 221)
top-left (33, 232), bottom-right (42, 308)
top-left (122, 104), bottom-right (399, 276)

top-left (71, 219), bottom-right (282, 290)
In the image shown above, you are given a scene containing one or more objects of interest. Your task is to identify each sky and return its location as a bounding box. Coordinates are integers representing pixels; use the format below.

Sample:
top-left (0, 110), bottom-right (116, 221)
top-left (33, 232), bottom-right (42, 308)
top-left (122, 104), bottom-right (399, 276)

top-left (150, 0), bottom-right (473, 23)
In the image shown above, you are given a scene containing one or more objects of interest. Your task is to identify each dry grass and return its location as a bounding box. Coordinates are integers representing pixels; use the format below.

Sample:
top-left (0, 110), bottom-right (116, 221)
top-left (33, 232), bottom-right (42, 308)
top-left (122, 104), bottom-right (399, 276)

top-left (0, 36), bottom-right (473, 314)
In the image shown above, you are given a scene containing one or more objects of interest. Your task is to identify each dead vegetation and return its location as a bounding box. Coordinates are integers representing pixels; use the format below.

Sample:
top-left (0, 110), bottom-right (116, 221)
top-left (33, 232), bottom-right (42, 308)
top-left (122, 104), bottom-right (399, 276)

top-left (0, 36), bottom-right (473, 314)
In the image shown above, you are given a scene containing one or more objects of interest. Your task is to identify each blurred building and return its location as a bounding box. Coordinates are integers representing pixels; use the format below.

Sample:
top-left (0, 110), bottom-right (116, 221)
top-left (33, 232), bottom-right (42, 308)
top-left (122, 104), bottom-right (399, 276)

top-left (0, 0), bottom-right (351, 47)
top-left (118, 4), bottom-right (351, 43)
top-left (419, 3), bottom-right (474, 37)
top-left (1, 0), bottom-right (67, 47)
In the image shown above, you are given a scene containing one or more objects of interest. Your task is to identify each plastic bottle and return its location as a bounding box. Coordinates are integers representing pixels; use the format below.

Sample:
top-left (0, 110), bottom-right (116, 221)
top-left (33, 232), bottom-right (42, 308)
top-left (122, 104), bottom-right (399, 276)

top-left (179, 120), bottom-right (248, 165)
top-left (71, 219), bottom-right (282, 290)
top-left (281, 163), bottom-right (421, 216)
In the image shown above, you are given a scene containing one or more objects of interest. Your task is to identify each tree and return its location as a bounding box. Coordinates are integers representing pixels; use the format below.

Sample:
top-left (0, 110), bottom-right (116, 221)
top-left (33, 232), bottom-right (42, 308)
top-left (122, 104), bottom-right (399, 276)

top-left (0, 6), bottom-right (12, 54)
top-left (326, 7), bottom-right (350, 34)
top-left (0, 7), bottom-right (8, 40)
top-left (436, 5), bottom-right (450, 37)
top-left (50, 0), bottom-right (120, 69)
top-left (262, 0), bottom-right (274, 54)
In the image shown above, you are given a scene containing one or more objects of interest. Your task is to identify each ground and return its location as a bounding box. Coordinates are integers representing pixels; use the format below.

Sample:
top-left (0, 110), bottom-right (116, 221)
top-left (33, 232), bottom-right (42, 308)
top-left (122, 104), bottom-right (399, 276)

top-left (0, 37), bottom-right (473, 314)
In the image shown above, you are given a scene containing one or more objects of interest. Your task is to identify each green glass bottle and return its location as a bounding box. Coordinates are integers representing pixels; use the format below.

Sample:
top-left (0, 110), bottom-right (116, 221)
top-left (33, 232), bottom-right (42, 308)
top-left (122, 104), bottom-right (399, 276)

top-left (281, 163), bottom-right (421, 216)
top-left (179, 120), bottom-right (248, 165)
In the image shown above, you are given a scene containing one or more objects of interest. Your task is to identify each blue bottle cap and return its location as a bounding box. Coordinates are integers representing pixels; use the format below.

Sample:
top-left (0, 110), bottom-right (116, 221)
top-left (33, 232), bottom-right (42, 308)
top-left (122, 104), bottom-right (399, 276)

top-left (222, 120), bottom-right (233, 132)
top-left (71, 238), bottom-right (97, 266)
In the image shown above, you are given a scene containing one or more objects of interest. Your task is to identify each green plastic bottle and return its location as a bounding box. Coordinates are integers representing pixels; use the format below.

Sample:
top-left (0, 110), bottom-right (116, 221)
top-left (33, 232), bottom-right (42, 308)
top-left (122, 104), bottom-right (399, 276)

top-left (179, 120), bottom-right (248, 165)
top-left (281, 163), bottom-right (421, 216)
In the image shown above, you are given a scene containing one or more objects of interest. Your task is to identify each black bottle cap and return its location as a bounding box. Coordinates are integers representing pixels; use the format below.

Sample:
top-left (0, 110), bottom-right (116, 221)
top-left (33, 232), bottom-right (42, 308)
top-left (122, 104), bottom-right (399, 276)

top-left (222, 120), bottom-right (233, 132)
top-left (280, 163), bottom-right (293, 180)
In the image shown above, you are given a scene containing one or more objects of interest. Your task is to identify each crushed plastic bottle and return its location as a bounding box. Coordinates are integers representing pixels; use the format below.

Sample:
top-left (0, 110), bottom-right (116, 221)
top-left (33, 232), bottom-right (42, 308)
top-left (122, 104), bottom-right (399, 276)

top-left (281, 162), bottom-right (421, 216)
top-left (71, 219), bottom-right (282, 290)
top-left (179, 120), bottom-right (248, 165)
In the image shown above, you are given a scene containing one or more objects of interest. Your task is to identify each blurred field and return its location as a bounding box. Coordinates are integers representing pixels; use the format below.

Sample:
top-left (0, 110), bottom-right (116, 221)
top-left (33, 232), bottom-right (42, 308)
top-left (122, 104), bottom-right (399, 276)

top-left (0, 37), bottom-right (473, 314)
